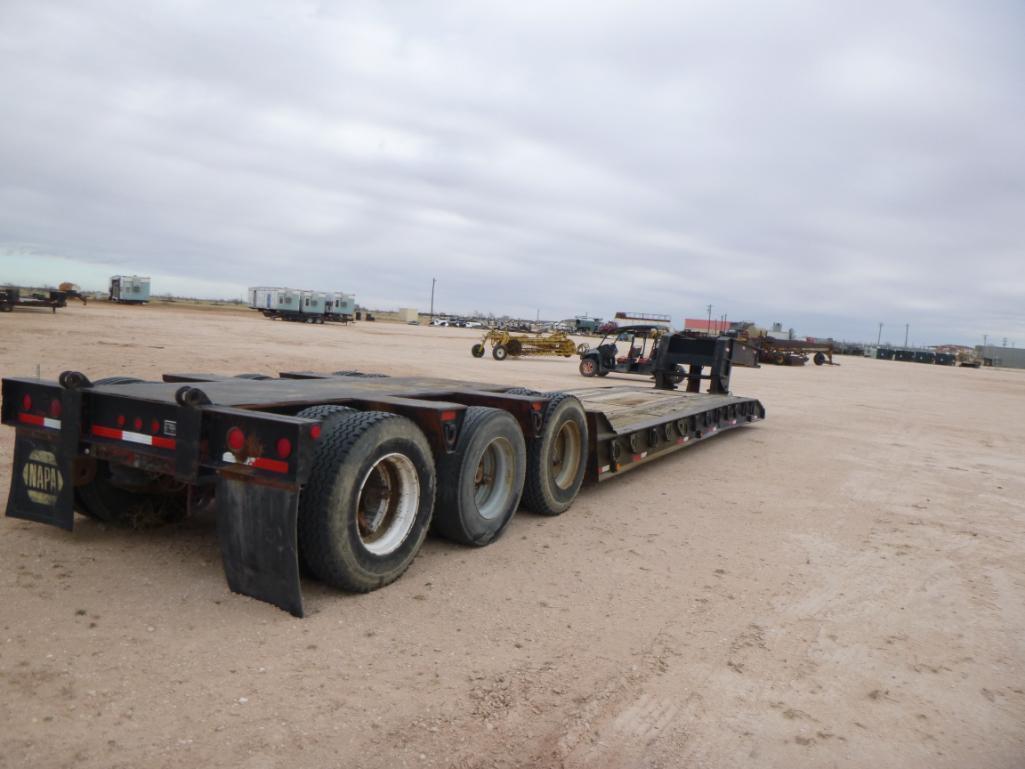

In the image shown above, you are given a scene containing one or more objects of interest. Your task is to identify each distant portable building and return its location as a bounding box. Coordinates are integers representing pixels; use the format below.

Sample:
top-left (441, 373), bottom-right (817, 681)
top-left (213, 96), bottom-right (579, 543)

top-left (683, 318), bottom-right (731, 335)
top-left (325, 292), bottom-right (356, 322)
top-left (249, 287), bottom-right (300, 314)
top-left (299, 291), bottom-right (327, 320)
top-left (976, 345), bottom-right (1025, 369)
top-left (247, 286), bottom-right (356, 324)
top-left (396, 307), bottom-right (419, 323)
top-left (109, 275), bottom-right (150, 304)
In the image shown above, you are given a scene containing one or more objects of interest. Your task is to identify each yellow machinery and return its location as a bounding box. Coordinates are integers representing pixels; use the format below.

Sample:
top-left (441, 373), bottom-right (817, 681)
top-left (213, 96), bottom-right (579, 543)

top-left (471, 329), bottom-right (587, 360)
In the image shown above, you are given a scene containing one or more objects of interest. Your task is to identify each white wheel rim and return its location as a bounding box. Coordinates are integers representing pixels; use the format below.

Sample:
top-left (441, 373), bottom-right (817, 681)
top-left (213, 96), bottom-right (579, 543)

top-left (473, 437), bottom-right (516, 520)
top-left (356, 453), bottom-right (420, 555)
top-left (550, 421), bottom-right (582, 490)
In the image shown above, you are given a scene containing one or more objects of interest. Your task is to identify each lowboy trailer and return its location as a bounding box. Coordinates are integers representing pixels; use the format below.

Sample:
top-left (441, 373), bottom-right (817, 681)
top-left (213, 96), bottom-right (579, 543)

top-left (3, 364), bottom-right (764, 616)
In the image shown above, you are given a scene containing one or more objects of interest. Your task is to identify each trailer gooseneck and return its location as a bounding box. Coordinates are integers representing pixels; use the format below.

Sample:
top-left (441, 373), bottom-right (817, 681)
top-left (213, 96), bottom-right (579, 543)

top-left (3, 361), bottom-right (765, 616)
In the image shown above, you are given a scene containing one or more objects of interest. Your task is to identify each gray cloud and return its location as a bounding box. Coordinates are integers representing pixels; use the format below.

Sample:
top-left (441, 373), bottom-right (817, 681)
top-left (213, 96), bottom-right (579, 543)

top-left (1, 0), bottom-right (1023, 343)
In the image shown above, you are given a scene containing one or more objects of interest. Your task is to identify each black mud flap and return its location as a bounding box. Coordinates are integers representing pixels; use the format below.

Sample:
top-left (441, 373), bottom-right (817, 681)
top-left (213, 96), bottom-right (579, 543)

top-left (6, 433), bottom-right (76, 531)
top-left (216, 476), bottom-right (304, 617)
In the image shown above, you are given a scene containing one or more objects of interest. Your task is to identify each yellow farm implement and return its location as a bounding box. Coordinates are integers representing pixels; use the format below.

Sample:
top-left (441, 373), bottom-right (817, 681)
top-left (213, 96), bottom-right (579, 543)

top-left (471, 329), bottom-right (587, 361)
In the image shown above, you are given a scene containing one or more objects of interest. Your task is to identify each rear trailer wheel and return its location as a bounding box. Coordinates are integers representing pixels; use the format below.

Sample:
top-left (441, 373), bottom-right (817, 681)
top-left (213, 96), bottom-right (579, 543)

top-left (298, 411), bottom-right (435, 592)
top-left (492, 345), bottom-right (508, 361)
top-left (522, 394), bottom-right (588, 516)
top-left (579, 357), bottom-right (598, 377)
top-left (813, 351), bottom-right (826, 366)
top-left (471, 343), bottom-right (485, 358)
top-left (75, 461), bottom-right (186, 527)
top-left (433, 407), bottom-right (526, 546)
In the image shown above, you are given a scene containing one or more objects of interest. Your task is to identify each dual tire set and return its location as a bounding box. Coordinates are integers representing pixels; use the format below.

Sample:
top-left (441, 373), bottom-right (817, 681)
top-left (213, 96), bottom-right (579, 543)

top-left (295, 392), bottom-right (589, 592)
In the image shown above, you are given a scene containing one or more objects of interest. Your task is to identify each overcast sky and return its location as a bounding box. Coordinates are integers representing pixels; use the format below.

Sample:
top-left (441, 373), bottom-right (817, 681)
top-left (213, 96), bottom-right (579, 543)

top-left (1, 1), bottom-right (1023, 345)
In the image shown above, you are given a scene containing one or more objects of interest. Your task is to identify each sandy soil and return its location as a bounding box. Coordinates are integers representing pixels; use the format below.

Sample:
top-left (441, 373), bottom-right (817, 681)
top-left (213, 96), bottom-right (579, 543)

top-left (0, 302), bottom-right (1023, 769)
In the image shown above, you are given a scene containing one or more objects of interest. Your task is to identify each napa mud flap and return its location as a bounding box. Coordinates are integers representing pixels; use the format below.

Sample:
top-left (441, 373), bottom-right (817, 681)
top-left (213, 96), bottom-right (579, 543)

top-left (6, 434), bottom-right (76, 530)
top-left (5, 387), bottom-right (82, 531)
top-left (216, 476), bottom-right (304, 617)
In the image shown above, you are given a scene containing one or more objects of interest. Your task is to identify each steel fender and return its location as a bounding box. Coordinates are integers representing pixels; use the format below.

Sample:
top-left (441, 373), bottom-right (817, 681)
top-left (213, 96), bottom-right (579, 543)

top-left (216, 477), bottom-right (304, 617)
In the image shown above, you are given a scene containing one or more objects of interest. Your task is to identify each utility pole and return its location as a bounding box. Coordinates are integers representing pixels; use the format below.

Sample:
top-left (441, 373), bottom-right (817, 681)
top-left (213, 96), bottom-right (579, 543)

top-left (983, 334), bottom-right (987, 347)
top-left (429, 277), bottom-right (436, 323)
top-left (706, 304), bottom-right (713, 335)
top-left (904, 323), bottom-right (909, 348)
top-left (877, 322), bottom-right (883, 345)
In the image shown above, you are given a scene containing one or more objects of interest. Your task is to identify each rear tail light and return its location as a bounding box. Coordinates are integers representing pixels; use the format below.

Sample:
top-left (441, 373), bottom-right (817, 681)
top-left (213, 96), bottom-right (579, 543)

top-left (133, 416), bottom-right (143, 431)
top-left (227, 427), bottom-right (245, 452)
top-left (151, 418), bottom-right (161, 434)
top-left (276, 437), bottom-right (292, 459)
top-left (310, 424), bottom-right (322, 440)
top-left (22, 394), bottom-right (31, 411)
top-left (117, 414), bottom-right (126, 427)
top-left (49, 399), bottom-right (62, 419)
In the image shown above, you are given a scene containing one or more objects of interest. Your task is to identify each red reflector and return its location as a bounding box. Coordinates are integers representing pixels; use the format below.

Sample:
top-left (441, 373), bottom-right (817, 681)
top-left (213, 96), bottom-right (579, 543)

top-left (49, 399), bottom-right (62, 419)
top-left (440, 410), bottom-right (457, 421)
top-left (117, 414), bottom-right (126, 427)
top-left (310, 424), bottom-right (322, 440)
top-left (151, 418), bottom-right (161, 434)
top-left (133, 416), bottom-right (143, 431)
top-left (531, 401), bottom-right (543, 410)
top-left (252, 457), bottom-right (289, 474)
top-left (22, 393), bottom-right (32, 411)
top-left (276, 437), bottom-right (292, 459)
top-left (227, 427), bottom-right (245, 452)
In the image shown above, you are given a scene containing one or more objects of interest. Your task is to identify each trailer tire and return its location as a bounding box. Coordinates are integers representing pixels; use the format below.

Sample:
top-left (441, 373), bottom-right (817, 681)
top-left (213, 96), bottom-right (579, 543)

top-left (296, 404), bottom-right (357, 422)
top-left (579, 358), bottom-right (598, 377)
top-left (492, 345), bottom-right (508, 361)
top-left (813, 352), bottom-right (826, 366)
top-left (522, 394), bottom-right (588, 516)
top-left (506, 339), bottom-right (523, 356)
top-left (471, 343), bottom-right (485, 358)
top-left (93, 376), bottom-right (146, 386)
top-left (75, 462), bottom-right (186, 527)
top-left (504, 387), bottom-right (540, 396)
top-left (333, 370), bottom-right (389, 378)
top-left (433, 407), bottom-right (526, 546)
top-left (298, 411), bottom-right (435, 592)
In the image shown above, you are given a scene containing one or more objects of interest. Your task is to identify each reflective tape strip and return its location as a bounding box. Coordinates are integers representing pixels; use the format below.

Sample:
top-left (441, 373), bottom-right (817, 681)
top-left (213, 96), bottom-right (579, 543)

top-left (222, 451), bottom-right (288, 474)
top-left (18, 413), bottom-right (61, 430)
top-left (91, 424), bottom-right (176, 450)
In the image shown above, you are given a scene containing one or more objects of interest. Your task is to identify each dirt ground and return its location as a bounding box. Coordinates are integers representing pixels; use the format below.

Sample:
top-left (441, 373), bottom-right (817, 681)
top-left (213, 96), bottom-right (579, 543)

top-left (0, 302), bottom-right (1022, 769)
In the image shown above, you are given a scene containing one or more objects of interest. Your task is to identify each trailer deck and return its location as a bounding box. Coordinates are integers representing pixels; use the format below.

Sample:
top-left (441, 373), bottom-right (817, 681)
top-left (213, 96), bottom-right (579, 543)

top-left (3, 370), bottom-right (764, 616)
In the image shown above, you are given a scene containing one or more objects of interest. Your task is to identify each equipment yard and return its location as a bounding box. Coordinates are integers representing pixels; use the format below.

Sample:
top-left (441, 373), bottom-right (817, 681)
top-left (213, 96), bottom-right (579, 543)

top-left (1, 302), bottom-right (1023, 769)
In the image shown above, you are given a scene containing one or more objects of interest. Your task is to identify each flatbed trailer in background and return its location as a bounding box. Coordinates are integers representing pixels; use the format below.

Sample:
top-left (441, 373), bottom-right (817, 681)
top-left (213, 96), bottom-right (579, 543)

top-left (1, 286), bottom-right (86, 314)
top-left (3, 365), bottom-right (764, 616)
